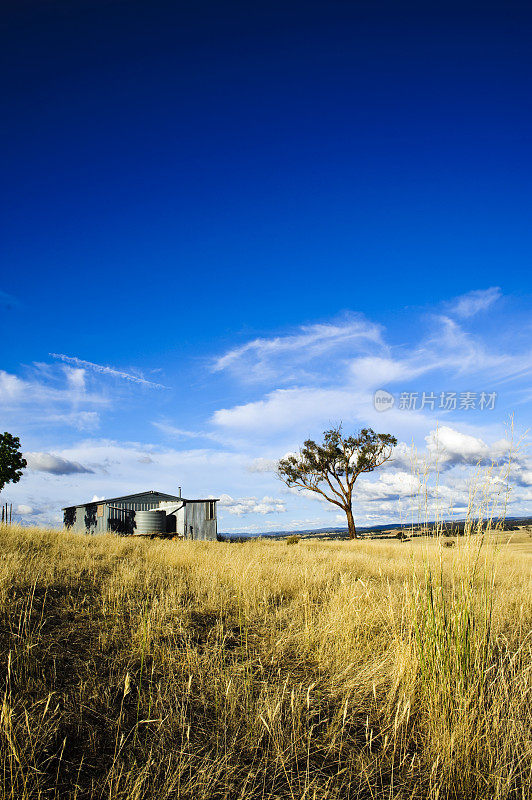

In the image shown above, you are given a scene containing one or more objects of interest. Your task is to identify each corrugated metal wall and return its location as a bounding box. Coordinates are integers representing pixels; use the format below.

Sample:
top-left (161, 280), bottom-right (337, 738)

top-left (184, 501), bottom-right (217, 541)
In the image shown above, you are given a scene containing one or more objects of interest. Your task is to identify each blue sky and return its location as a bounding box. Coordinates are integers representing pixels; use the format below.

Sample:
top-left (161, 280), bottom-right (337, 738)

top-left (1, 1), bottom-right (531, 530)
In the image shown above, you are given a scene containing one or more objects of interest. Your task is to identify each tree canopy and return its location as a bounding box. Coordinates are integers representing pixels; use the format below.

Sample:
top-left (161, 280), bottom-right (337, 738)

top-left (277, 426), bottom-right (397, 539)
top-left (0, 432), bottom-right (27, 494)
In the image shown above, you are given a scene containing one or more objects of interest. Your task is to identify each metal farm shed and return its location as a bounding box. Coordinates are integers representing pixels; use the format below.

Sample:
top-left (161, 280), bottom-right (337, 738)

top-left (62, 490), bottom-right (218, 540)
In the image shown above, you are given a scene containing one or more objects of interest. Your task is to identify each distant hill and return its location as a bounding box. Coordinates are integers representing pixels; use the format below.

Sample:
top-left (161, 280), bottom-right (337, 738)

top-left (220, 516), bottom-right (532, 541)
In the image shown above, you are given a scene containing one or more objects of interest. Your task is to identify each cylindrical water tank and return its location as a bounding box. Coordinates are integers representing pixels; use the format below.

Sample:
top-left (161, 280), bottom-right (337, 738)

top-left (134, 510), bottom-right (166, 535)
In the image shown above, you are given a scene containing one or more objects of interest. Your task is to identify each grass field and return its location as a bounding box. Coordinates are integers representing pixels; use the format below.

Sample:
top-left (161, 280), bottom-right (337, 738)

top-left (0, 523), bottom-right (531, 799)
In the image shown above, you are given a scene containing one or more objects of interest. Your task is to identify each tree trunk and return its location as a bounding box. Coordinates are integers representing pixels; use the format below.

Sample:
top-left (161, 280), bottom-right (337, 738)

top-left (345, 506), bottom-right (357, 539)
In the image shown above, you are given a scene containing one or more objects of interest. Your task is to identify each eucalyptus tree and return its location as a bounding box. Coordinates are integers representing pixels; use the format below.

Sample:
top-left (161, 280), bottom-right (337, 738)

top-left (277, 426), bottom-right (397, 539)
top-left (0, 432), bottom-right (27, 494)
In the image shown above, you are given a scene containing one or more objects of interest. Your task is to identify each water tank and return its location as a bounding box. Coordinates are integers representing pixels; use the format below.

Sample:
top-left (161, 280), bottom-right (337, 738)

top-left (134, 510), bottom-right (166, 536)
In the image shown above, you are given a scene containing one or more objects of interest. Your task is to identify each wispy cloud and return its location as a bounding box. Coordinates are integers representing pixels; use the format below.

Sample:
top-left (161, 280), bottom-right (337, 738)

top-left (151, 422), bottom-right (216, 440)
top-left (212, 317), bottom-right (384, 383)
top-left (44, 411), bottom-right (100, 431)
top-left (448, 287), bottom-right (501, 318)
top-left (0, 369), bottom-right (107, 412)
top-left (50, 354), bottom-right (169, 389)
top-left (211, 308), bottom-right (532, 443)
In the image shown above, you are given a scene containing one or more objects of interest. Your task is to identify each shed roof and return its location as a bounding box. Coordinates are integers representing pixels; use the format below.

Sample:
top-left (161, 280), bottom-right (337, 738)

top-left (62, 490), bottom-right (219, 510)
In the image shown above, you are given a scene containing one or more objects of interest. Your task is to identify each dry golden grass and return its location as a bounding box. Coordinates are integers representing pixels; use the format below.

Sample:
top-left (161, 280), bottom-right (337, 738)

top-left (0, 523), bottom-right (531, 799)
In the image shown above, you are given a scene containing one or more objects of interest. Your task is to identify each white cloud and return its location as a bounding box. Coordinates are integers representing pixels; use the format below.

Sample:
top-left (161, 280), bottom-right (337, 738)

top-left (514, 467), bottom-right (532, 487)
top-left (449, 287), bottom-right (501, 319)
top-left (349, 356), bottom-right (424, 386)
top-left (212, 385), bottom-right (439, 445)
top-left (152, 422), bottom-right (217, 441)
top-left (0, 368), bottom-right (108, 411)
top-left (247, 457), bottom-right (278, 473)
top-left (50, 354), bottom-right (169, 389)
top-left (212, 317), bottom-right (384, 383)
top-left (25, 452), bottom-right (94, 475)
top-left (65, 367), bottom-right (86, 391)
top-left (357, 471), bottom-right (420, 501)
top-left (210, 309), bottom-right (532, 447)
top-left (16, 504), bottom-right (34, 515)
top-left (385, 424), bottom-right (522, 482)
top-left (0, 370), bottom-right (25, 400)
top-left (0, 365), bottom-right (107, 441)
top-left (285, 467), bottom-right (420, 506)
top-left (213, 387), bottom-right (363, 433)
top-left (425, 426), bottom-right (494, 468)
top-left (218, 494), bottom-right (287, 516)
top-left (45, 411), bottom-right (100, 431)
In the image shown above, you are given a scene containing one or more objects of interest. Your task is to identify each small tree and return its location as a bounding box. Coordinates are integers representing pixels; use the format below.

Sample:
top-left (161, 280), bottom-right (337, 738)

top-left (0, 432), bottom-right (27, 493)
top-left (277, 426), bottom-right (397, 539)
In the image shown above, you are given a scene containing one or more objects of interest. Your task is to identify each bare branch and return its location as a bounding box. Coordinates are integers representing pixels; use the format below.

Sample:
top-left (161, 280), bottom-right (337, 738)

top-left (288, 479), bottom-right (346, 509)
